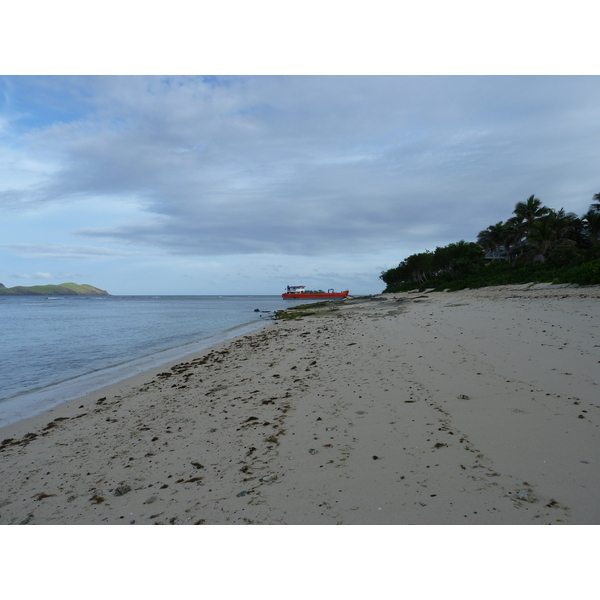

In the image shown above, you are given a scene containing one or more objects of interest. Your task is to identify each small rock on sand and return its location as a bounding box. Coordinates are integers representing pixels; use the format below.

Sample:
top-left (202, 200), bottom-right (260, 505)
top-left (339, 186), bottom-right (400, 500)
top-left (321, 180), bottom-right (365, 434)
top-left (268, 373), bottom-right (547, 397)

top-left (114, 485), bottom-right (132, 497)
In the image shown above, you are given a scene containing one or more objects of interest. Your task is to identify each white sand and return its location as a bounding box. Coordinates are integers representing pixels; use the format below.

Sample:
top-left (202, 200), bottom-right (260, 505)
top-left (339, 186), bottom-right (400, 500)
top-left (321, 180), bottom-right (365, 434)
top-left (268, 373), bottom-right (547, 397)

top-left (1, 284), bottom-right (599, 524)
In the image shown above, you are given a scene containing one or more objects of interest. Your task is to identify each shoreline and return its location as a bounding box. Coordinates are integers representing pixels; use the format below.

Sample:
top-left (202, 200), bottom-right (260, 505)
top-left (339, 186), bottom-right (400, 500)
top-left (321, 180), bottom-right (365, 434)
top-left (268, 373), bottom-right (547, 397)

top-left (0, 318), bottom-right (276, 440)
top-left (0, 317), bottom-right (272, 429)
top-left (1, 284), bottom-right (599, 524)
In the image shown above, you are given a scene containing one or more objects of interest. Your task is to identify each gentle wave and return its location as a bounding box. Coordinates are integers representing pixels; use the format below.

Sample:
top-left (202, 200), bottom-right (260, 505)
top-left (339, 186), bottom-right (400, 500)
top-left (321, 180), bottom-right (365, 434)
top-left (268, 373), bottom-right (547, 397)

top-left (0, 294), bottom-right (313, 427)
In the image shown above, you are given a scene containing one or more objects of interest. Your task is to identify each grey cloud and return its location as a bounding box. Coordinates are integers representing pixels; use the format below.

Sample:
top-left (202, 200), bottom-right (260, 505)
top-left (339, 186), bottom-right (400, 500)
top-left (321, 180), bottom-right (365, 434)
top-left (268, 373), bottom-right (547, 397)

top-left (5, 76), bottom-right (600, 257)
top-left (0, 188), bottom-right (41, 208)
top-left (1, 243), bottom-right (146, 259)
top-left (11, 271), bottom-right (77, 280)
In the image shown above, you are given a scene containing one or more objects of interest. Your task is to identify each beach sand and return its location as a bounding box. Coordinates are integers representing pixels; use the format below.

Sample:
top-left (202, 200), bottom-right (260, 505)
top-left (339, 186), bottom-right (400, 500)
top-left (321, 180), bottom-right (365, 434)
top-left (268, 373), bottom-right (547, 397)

top-left (1, 284), bottom-right (599, 525)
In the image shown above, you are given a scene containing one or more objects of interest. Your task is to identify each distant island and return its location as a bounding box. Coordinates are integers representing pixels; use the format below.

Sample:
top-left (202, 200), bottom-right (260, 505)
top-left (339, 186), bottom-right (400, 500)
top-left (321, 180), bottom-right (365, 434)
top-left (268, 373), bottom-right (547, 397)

top-left (0, 282), bottom-right (109, 296)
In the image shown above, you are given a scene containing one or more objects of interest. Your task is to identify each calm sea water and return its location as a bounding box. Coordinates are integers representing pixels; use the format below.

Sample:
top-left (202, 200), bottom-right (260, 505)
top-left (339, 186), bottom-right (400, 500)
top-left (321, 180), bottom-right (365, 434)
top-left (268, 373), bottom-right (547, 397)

top-left (0, 295), bottom-right (312, 427)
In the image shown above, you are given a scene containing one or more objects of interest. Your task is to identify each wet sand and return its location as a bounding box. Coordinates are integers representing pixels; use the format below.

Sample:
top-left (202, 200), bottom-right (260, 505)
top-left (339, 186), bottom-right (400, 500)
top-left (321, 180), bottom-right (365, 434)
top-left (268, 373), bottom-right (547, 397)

top-left (1, 284), bottom-right (599, 524)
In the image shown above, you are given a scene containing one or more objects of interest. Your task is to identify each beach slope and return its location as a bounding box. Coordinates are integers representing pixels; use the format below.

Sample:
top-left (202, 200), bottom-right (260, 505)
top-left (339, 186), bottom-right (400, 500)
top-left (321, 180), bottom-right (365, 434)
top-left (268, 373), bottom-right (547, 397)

top-left (1, 284), bottom-right (599, 524)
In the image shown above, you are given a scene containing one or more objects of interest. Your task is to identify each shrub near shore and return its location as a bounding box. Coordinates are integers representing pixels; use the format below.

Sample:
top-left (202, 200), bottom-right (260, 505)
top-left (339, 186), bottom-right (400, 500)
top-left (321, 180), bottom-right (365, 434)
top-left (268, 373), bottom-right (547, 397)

top-left (381, 194), bottom-right (600, 292)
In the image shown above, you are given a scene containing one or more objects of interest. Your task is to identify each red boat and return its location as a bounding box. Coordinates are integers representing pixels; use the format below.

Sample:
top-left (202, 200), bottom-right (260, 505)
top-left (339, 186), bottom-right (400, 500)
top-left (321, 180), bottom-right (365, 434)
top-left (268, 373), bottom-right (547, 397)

top-left (282, 285), bottom-right (349, 299)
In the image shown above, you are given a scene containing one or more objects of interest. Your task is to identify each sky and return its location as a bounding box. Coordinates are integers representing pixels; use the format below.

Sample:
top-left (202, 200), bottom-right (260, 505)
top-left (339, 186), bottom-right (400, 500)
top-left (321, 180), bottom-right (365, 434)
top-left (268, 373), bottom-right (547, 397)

top-left (1, 74), bottom-right (600, 295)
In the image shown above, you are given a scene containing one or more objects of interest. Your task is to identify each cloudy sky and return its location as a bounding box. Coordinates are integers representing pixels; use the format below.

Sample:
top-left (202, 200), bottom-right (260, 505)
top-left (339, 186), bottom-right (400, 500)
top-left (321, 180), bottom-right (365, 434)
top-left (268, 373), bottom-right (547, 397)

top-left (1, 75), bottom-right (599, 295)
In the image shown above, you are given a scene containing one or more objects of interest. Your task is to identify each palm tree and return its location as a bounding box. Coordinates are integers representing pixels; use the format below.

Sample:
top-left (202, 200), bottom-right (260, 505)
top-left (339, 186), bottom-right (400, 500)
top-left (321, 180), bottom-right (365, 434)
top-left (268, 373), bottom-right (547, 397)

top-left (590, 192), bottom-right (600, 213)
top-left (526, 209), bottom-right (579, 261)
top-left (477, 221), bottom-right (506, 259)
top-left (583, 209), bottom-right (600, 245)
top-left (502, 218), bottom-right (527, 262)
top-left (513, 195), bottom-right (549, 229)
top-left (526, 216), bottom-right (558, 261)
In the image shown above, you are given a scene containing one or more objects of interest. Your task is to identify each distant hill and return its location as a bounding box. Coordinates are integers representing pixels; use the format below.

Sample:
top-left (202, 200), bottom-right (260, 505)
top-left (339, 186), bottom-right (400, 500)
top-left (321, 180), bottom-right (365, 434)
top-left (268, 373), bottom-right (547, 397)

top-left (0, 282), bottom-right (109, 296)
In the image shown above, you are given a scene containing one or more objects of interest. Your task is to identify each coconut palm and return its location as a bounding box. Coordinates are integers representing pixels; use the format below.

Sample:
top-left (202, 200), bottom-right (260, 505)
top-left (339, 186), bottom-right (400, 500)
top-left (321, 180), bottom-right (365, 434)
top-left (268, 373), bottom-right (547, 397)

top-left (552, 208), bottom-right (585, 246)
top-left (476, 221), bottom-right (506, 259)
top-left (583, 209), bottom-right (600, 245)
top-left (526, 209), bottom-right (579, 261)
top-left (502, 218), bottom-right (527, 262)
top-left (513, 195), bottom-right (549, 229)
top-left (526, 216), bottom-right (558, 261)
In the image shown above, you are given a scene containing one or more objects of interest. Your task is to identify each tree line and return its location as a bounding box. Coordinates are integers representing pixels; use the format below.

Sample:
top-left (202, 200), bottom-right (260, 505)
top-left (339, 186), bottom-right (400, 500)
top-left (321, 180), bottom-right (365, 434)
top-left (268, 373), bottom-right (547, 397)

top-left (380, 193), bottom-right (600, 292)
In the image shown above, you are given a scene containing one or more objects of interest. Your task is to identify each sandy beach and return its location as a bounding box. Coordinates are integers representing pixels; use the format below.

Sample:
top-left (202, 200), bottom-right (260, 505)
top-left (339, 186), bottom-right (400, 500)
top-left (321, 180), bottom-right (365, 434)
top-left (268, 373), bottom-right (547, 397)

top-left (1, 284), bottom-right (599, 525)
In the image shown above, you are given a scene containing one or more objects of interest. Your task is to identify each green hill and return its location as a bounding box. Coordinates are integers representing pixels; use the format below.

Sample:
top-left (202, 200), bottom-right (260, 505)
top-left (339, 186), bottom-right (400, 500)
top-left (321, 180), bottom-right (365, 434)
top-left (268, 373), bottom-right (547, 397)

top-left (0, 282), bottom-right (109, 296)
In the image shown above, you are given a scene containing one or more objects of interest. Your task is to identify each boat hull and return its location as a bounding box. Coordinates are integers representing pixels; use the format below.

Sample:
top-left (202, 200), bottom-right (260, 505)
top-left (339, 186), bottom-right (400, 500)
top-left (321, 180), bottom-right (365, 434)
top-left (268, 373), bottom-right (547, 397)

top-left (282, 291), bottom-right (349, 299)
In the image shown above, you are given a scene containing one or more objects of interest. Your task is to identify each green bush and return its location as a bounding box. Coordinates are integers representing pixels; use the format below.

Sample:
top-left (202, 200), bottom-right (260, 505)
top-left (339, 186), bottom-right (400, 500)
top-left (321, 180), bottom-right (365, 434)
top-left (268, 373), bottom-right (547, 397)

top-left (544, 246), bottom-right (585, 268)
top-left (381, 195), bottom-right (600, 293)
top-left (556, 258), bottom-right (600, 285)
top-left (382, 257), bottom-right (600, 293)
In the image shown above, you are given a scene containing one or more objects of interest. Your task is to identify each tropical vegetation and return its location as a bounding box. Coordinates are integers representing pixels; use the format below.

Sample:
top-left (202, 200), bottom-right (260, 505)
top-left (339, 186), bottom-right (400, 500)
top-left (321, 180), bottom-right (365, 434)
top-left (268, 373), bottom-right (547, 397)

top-left (380, 193), bottom-right (600, 292)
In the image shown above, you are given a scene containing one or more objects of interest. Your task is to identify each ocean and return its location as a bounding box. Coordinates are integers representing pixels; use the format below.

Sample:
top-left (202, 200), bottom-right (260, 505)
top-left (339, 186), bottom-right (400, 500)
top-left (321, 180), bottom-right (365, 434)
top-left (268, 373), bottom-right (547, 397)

top-left (0, 294), bottom-right (313, 427)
